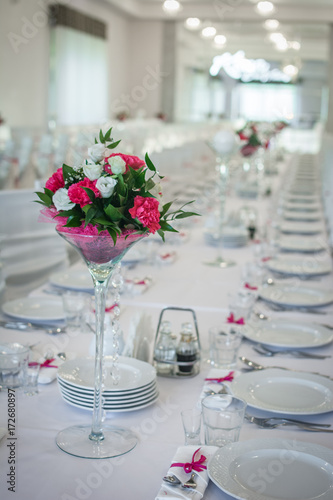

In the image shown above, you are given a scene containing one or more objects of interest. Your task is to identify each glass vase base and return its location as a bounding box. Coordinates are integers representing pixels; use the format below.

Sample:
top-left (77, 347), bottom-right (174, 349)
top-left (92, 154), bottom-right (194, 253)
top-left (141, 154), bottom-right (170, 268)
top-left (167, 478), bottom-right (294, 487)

top-left (203, 256), bottom-right (236, 268)
top-left (56, 424), bottom-right (138, 459)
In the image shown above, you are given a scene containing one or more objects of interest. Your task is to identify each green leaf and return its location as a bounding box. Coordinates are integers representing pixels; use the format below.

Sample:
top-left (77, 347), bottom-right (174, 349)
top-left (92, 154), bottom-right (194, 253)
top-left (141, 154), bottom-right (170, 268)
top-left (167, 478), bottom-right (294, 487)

top-left (159, 201), bottom-right (173, 218)
top-left (106, 227), bottom-right (118, 245)
top-left (145, 153), bottom-right (156, 172)
top-left (81, 187), bottom-right (95, 203)
top-left (107, 140), bottom-right (121, 150)
top-left (175, 211), bottom-right (200, 219)
top-left (104, 204), bottom-right (123, 221)
top-left (85, 207), bottom-right (97, 226)
top-left (99, 129), bottom-right (104, 143)
top-left (146, 178), bottom-right (155, 191)
top-left (35, 191), bottom-right (52, 207)
top-left (104, 127), bottom-right (112, 142)
top-left (64, 216), bottom-right (82, 227)
top-left (159, 220), bottom-right (178, 233)
top-left (116, 174), bottom-right (127, 197)
top-left (62, 164), bottom-right (77, 184)
top-left (157, 229), bottom-right (165, 242)
top-left (44, 188), bottom-right (55, 199)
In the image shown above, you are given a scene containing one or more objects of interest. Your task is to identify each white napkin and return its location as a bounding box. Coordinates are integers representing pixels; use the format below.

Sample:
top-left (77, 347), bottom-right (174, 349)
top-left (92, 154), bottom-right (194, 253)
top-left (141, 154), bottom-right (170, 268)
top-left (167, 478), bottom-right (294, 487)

top-left (123, 312), bottom-right (154, 363)
top-left (155, 445), bottom-right (218, 500)
top-left (198, 368), bottom-right (237, 405)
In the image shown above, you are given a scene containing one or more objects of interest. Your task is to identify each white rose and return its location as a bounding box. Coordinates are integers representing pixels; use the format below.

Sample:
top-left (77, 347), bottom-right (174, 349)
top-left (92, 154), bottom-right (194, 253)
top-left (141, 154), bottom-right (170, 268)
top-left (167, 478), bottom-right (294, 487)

top-left (53, 188), bottom-right (75, 211)
top-left (96, 176), bottom-right (118, 198)
top-left (83, 162), bottom-right (103, 181)
top-left (88, 143), bottom-right (106, 163)
top-left (109, 156), bottom-right (126, 175)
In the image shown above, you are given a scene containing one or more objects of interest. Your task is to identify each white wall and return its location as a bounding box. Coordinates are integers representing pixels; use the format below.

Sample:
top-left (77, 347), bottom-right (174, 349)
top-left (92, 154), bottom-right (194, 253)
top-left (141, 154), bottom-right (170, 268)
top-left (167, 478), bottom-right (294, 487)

top-left (0, 0), bottom-right (164, 129)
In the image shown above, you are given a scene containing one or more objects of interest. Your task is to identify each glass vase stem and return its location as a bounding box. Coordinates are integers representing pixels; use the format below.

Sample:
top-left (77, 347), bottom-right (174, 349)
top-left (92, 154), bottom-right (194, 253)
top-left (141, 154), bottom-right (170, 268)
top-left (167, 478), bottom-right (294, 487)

top-left (89, 271), bottom-right (112, 442)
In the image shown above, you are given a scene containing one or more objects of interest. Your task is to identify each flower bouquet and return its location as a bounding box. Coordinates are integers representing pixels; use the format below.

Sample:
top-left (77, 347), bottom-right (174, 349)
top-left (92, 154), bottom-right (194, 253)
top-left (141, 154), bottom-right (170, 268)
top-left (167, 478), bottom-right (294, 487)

top-left (35, 128), bottom-right (198, 460)
top-left (236, 122), bottom-right (262, 157)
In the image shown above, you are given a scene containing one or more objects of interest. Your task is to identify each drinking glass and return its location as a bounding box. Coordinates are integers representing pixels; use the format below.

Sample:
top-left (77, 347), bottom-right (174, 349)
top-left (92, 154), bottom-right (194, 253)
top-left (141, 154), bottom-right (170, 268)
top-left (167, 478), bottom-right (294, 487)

top-left (209, 327), bottom-right (242, 369)
top-left (181, 408), bottom-right (202, 445)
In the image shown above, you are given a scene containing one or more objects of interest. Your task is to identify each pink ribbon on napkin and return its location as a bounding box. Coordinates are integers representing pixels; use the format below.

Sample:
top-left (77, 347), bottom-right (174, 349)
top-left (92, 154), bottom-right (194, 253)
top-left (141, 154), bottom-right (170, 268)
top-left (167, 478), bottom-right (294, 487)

top-left (126, 279), bottom-right (146, 285)
top-left (170, 448), bottom-right (207, 474)
top-left (244, 283), bottom-right (258, 291)
top-left (261, 256), bottom-right (271, 262)
top-left (205, 371), bottom-right (234, 383)
top-left (227, 313), bottom-right (245, 325)
top-left (29, 358), bottom-right (58, 369)
top-left (93, 303), bottom-right (119, 313)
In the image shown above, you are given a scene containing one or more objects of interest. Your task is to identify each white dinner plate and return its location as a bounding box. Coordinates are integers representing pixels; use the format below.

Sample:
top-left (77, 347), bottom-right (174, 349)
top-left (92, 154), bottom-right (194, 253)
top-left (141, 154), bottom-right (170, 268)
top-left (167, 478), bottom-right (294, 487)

top-left (284, 194), bottom-right (320, 204)
top-left (266, 257), bottom-right (332, 277)
top-left (57, 377), bottom-right (157, 399)
top-left (259, 284), bottom-right (333, 308)
top-left (283, 202), bottom-right (322, 212)
top-left (282, 211), bottom-right (322, 222)
top-left (278, 236), bottom-right (326, 253)
top-left (279, 221), bottom-right (324, 235)
top-left (50, 269), bottom-right (93, 291)
top-left (59, 386), bottom-right (159, 408)
top-left (2, 297), bottom-right (65, 321)
top-left (231, 369), bottom-right (333, 414)
top-left (57, 356), bottom-right (156, 392)
top-left (243, 320), bottom-right (333, 348)
top-left (208, 439), bottom-right (333, 500)
top-left (60, 391), bottom-right (159, 412)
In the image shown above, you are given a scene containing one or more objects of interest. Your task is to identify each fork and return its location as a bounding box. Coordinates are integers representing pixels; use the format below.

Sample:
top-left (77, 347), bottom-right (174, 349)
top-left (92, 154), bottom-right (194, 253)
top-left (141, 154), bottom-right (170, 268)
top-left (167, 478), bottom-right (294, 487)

top-left (246, 414), bottom-right (331, 428)
top-left (253, 344), bottom-right (331, 359)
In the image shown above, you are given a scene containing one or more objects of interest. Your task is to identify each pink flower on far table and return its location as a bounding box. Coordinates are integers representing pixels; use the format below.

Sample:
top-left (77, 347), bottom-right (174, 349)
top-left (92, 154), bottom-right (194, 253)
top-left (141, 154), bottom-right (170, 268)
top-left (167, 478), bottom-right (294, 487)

top-left (104, 153), bottom-right (145, 175)
top-left (129, 196), bottom-right (161, 233)
top-left (68, 178), bottom-right (101, 208)
top-left (45, 167), bottom-right (65, 193)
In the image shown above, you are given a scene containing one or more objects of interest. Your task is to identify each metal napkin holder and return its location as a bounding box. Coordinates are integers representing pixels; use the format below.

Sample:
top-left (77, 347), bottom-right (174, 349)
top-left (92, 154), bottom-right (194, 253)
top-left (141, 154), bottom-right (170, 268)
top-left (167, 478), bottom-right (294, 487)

top-left (153, 306), bottom-right (201, 378)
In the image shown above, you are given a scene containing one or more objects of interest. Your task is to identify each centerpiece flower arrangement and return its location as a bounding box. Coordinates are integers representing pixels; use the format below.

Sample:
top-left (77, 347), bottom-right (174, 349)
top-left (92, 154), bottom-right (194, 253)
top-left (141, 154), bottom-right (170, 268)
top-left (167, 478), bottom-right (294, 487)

top-left (236, 122), bottom-right (262, 157)
top-left (34, 128), bottom-right (199, 460)
top-left (35, 127), bottom-right (197, 243)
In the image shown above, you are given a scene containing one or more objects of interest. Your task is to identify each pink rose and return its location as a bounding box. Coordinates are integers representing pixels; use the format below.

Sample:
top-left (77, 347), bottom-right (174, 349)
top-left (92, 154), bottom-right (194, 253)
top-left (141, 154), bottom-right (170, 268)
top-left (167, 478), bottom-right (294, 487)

top-left (105, 153), bottom-right (145, 175)
top-left (129, 196), bottom-right (161, 234)
top-left (45, 168), bottom-right (65, 193)
top-left (241, 144), bottom-right (258, 157)
top-left (68, 178), bottom-right (101, 208)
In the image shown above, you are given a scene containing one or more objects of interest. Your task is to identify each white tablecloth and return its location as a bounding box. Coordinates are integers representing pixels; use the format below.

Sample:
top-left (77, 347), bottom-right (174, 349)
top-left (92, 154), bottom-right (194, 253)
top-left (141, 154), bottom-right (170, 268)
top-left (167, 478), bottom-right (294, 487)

top-left (1, 153), bottom-right (333, 500)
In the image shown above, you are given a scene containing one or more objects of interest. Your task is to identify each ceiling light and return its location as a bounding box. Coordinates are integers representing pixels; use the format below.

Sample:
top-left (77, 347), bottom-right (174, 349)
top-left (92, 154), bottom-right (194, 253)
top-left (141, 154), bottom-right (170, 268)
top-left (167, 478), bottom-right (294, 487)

top-left (289, 41), bottom-right (301, 50)
top-left (214, 34), bottom-right (227, 47)
top-left (185, 17), bottom-right (201, 30)
top-left (282, 64), bottom-right (298, 77)
top-left (264, 19), bottom-right (279, 30)
top-left (256, 1), bottom-right (275, 16)
top-left (201, 26), bottom-right (217, 39)
top-left (269, 32), bottom-right (285, 43)
top-left (276, 39), bottom-right (289, 51)
top-left (162, 0), bottom-right (181, 14)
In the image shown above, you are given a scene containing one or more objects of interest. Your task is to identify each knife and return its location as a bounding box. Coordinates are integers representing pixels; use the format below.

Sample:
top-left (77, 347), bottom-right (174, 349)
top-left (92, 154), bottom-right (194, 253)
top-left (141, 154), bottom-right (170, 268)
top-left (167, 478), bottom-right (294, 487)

top-left (0, 320), bottom-right (66, 333)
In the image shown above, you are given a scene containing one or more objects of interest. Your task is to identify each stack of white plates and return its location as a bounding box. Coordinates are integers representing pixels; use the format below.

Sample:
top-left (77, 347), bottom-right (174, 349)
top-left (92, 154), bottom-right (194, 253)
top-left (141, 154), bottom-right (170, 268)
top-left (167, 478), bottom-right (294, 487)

top-left (204, 227), bottom-right (248, 248)
top-left (57, 356), bottom-right (158, 412)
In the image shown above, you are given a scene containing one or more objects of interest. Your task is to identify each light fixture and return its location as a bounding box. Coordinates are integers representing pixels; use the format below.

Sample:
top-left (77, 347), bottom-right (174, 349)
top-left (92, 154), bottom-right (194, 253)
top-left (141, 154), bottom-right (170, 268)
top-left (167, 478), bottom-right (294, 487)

top-left (264, 19), bottom-right (279, 30)
top-left (282, 64), bottom-right (299, 77)
top-left (162, 0), bottom-right (181, 15)
top-left (276, 39), bottom-right (289, 51)
top-left (201, 26), bottom-right (217, 39)
top-left (184, 17), bottom-right (201, 30)
top-left (269, 32), bottom-right (285, 44)
top-left (289, 41), bottom-right (301, 50)
top-left (214, 34), bottom-right (227, 47)
top-left (256, 1), bottom-right (275, 16)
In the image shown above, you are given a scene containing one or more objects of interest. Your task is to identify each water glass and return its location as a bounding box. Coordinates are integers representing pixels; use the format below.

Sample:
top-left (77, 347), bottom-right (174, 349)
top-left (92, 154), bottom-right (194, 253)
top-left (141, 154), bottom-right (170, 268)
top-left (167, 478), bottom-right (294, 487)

top-left (62, 291), bottom-right (88, 328)
top-left (0, 343), bottom-right (29, 389)
top-left (209, 327), bottom-right (242, 369)
top-left (181, 408), bottom-right (202, 445)
top-left (228, 291), bottom-right (256, 320)
top-left (202, 394), bottom-right (246, 447)
top-left (24, 363), bottom-right (40, 396)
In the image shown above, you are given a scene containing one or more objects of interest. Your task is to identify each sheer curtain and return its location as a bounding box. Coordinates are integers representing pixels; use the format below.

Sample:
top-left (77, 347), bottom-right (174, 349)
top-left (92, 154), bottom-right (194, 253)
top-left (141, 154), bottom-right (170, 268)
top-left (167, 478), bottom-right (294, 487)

top-left (49, 26), bottom-right (108, 126)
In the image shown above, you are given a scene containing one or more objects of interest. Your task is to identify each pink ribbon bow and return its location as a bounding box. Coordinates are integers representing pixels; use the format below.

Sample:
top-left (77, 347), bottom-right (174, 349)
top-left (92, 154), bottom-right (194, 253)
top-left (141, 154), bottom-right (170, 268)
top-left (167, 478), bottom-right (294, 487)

top-left (261, 256), bottom-right (271, 262)
top-left (171, 448), bottom-right (207, 474)
top-left (29, 358), bottom-right (58, 369)
top-left (227, 313), bottom-right (245, 325)
top-left (205, 371), bottom-right (234, 383)
top-left (93, 303), bottom-right (119, 313)
top-left (244, 283), bottom-right (258, 291)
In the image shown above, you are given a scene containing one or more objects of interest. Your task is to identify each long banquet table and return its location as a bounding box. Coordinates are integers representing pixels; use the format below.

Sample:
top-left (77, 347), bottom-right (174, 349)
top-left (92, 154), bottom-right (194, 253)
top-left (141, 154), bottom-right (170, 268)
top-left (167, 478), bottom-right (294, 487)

top-left (1, 150), bottom-right (333, 500)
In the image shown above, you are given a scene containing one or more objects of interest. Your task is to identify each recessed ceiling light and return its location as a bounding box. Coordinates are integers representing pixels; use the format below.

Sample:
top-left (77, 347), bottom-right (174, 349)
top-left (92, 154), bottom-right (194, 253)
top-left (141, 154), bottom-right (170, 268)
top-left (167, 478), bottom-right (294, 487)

top-left (201, 26), bottom-right (217, 38)
top-left (214, 34), bottom-right (227, 46)
top-left (185, 18), bottom-right (201, 30)
top-left (282, 64), bottom-right (298, 77)
top-left (256, 1), bottom-right (275, 16)
top-left (269, 32), bottom-right (285, 43)
top-left (264, 19), bottom-right (279, 30)
top-left (276, 39), bottom-right (289, 51)
top-left (162, 0), bottom-right (181, 14)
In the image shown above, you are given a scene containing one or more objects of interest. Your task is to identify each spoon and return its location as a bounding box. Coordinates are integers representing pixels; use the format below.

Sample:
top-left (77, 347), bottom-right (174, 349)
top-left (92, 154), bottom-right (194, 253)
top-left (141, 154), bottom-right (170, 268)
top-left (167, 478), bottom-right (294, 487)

top-left (163, 475), bottom-right (181, 486)
top-left (239, 356), bottom-right (333, 380)
top-left (57, 352), bottom-right (67, 361)
top-left (183, 473), bottom-right (197, 489)
top-left (254, 310), bottom-right (269, 320)
top-left (253, 344), bottom-right (330, 359)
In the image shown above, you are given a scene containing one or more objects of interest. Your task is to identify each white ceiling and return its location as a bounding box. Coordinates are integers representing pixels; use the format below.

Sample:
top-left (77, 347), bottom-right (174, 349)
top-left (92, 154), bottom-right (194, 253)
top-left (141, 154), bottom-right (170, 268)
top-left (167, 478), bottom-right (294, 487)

top-left (106, 0), bottom-right (332, 63)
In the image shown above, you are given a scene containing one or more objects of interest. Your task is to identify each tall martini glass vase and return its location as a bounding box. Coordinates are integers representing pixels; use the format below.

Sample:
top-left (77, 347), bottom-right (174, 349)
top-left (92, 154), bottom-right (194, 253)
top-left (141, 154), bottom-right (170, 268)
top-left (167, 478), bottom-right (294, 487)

top-left (55, 228), bottom-right (145, 459)
top-left (204, 155), bottom-right (235, 268)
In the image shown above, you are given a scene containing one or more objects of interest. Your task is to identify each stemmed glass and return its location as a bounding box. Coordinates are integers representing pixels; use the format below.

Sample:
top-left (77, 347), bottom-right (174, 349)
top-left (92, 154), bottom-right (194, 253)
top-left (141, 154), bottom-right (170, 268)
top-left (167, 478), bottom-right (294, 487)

top-left (55, 228), bottom-right (145, 459)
